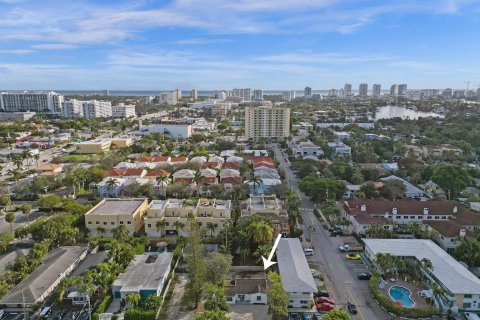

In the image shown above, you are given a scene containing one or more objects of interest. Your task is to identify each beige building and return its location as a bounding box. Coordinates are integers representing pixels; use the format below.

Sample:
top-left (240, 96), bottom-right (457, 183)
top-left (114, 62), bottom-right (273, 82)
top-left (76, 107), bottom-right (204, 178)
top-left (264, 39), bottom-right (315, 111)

top-left (110, 138), bottom-right (134, 148)
top-left (75, 139), bottom-right (112, 154)
top-left (245, 106), bottom-right (290, 140)
top-left (144, 198), bottom-right (231, 237)
top-left (84, 198), bottom-right (149, 237)
top-left (240, 195), bottom-right (289, 236)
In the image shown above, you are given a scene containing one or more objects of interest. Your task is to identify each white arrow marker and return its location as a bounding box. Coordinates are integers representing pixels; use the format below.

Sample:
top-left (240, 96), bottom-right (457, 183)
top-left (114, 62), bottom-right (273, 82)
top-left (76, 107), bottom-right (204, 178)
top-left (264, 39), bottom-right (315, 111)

top-left (261, 233), bottom-right (283, 270)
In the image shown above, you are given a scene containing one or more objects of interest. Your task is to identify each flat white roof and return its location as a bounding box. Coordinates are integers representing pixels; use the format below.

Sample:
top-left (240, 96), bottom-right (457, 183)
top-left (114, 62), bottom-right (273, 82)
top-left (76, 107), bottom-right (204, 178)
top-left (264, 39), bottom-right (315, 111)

top-left (364, 239), bottom-right (480, 295)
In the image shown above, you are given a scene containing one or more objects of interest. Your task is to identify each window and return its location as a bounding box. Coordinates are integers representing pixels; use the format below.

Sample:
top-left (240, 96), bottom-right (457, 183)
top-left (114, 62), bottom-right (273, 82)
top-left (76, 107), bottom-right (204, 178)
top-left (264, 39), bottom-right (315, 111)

top-left (465, 294), bottom-right (472, 298)
top-left (464, 303), bottom-right (472, 308)
top-left (120, 221), bottom-right (124, 224)
top-left (96, 221), bottom-right (99, 225)
top-left (300, 300), bottom-right (308, 304)
top-left (256, 296), bottom-right (262, 301)
top-left (410, 216), bottom-right (415, 219)
top-left (103, 222), bottom-right (107, 225)
top-left (88, 221), bottom-right (92, 224)
top-left (127, 221), bottom-right (132, 225)
top-left (147, 224), bottom-right (151, 228)
top-left (396, 216), bottom-right (400, 219)
top-left (111, 222), bottom-right (115, 225)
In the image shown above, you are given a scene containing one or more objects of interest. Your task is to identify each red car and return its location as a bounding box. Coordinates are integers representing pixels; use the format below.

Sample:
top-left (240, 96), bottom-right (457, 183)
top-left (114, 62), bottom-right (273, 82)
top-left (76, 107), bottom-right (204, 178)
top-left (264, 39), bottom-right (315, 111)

top-left (316, 302), bottom-right (335, 312)
top-left (316, 297), bottom-right (335, 305)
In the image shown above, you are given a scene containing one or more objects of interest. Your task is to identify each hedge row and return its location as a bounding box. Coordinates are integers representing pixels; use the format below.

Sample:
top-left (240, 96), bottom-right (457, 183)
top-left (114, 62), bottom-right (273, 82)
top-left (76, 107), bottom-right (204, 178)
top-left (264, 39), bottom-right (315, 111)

top-left (92, 294), bottom-right (113, 320)
top-left (369, 274), bottom-right (438, 319)
top-left (124, 308), bottom-right (156, 320)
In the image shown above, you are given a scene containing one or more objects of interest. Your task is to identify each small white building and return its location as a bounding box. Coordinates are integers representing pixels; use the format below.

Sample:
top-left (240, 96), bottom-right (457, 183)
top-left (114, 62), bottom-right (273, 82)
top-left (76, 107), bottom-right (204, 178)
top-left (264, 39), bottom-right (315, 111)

top-left (226, 267), bottom-right (267, 305)
top-left (327, 142), bottom-right (351, 156)
top-left (112, 103), bottom-right (136, 118)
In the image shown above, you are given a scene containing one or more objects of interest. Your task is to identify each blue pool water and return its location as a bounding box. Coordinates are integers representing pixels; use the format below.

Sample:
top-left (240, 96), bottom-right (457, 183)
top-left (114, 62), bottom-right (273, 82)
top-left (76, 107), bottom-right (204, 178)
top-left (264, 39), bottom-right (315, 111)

top-left (389, 286), bottom-right (415, 308)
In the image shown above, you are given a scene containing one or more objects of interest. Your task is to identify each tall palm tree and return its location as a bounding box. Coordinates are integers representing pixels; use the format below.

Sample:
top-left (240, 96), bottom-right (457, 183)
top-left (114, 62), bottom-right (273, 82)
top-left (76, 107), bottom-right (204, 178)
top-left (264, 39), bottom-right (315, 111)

top-left (253, 243), bottom-right (273, 265)
top-left (206, 222), bottom-right (216, 237)
top-left (173, 221), bottom-right (185, 236)
top-left (240, 247), bottom-right (250, 264)
top-left (156, 220), bottom-right (167, 237)
top-left (13, 158), bottom-right (23, 170)
top-left (193, 169), bottom-right (202, 186)
top-left (33, 154), bottom-right (40, 167)
top-left (8, 169), bottom-right (22, 184)
top-left (21, 149), bottom-right (31, 169)
top-left (156, 174), bottom-right (168, 197)
top-left (126, 293), bottom-right (141, 307)
top-left (420, 258), bottom-right (434, 272)
top-left (251, 176), bottom-right (261, 195)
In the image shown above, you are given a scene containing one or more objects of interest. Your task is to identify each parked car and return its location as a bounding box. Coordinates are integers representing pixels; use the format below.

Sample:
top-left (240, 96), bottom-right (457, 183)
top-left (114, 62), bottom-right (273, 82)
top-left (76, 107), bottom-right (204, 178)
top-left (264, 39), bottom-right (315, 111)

top-left (316, 302), bottom-right (335, 312)
top-left (357, 272), bottom-right (372, 280)
top-left (339, 244), bottom-right (350, 252)
top-left (304, 248), bottom-right (314, 256)
top-left (329, 227), bottom-right (342, 236)
top-left (39, 307), bottom-right (52, 319)
top-left (313, 313), bottom-right (323, 320)
top-left (302, 313), bottom-right (312, 320)
top-left (316, 297), bottom-right (335, 305)
top-left (346, 253), bottom-right (361, 260)
top-left (347, 301), bottom-right (358, 314)
top-left (314, 291), bottom-right (330, 298)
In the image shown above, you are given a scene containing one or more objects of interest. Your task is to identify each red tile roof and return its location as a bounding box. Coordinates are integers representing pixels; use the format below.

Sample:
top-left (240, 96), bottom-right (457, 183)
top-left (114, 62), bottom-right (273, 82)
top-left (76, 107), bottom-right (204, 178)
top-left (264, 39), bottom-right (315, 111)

top-left (205, 161), bottom-right (223, 169)
top-left (253, 162), bottom-right (276, 169)
top-left (145, 169), bottom-right (171, 178)
top-left (106, 168), bottom-right (145, 177)
top-left (220, 176), bottom-right (243, 185)
top-left (136, 156), bottom-right (170, 162)
top-left (423, 220), bottom-right (476, 238)
top-left (170, 156), bottom-right (188, 162)
top-left (222, 162), bottom-right (240, 169)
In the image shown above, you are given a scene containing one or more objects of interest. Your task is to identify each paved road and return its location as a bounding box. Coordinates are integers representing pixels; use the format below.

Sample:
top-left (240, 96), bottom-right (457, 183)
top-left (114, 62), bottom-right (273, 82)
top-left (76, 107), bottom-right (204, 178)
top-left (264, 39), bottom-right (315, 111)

top-left (272, 144), bottom-right (387, 320)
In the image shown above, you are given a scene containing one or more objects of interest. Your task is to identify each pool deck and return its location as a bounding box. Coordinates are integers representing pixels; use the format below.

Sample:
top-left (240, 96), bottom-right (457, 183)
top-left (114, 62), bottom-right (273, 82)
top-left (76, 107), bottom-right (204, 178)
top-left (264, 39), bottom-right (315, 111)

top-left (380, 278), bottom-right (431, 309)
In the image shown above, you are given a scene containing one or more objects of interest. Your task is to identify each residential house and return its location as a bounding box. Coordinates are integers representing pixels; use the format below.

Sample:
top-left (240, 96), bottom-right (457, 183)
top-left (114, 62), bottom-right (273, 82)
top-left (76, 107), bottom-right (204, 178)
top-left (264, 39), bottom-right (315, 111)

top-left (381, 175), bottom-right (425, 198)
top-left (225, 267), bottom-right (267, 305)
top-left (327, 142), bottom-right (351, 156)
top-left (423, 220), bottom-right (475, 253)
top-left (35, 164), bottom-right (64, 177)
top-left (112, 253), bottom-right (173, 299)
top-left (240, 195), bottom-right (289, 236)
top-left (105, 168), bottom-right (147, 179)
top-left (169, 156), bottom-right (188, 166)
top-left (172, 169), bottom-right (195, 184)
top-left (96, 177), bottom-right (126, 197)
top-left (220, 169), bottom-right (242, 190)
top-left (200, 168), bottom-right (218, 185)
top-left (288, 138), bottom-right (324, 159)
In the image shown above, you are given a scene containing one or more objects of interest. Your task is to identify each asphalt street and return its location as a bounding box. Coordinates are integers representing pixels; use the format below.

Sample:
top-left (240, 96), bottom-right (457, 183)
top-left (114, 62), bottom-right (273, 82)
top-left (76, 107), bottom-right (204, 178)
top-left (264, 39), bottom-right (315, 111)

top-left (272, 144), bottom-right (388, 320)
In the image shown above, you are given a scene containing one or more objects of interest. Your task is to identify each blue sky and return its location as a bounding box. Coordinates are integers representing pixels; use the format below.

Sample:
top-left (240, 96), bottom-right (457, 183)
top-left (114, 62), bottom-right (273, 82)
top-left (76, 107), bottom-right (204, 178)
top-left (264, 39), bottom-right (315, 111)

top-left (0, 0), bottom-right (479, 90)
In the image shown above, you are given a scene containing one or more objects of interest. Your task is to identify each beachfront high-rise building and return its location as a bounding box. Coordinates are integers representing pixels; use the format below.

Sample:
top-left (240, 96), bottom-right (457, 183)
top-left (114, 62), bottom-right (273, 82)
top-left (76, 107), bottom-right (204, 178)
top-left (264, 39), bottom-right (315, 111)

top-left (282, 90), bottom-right (296, 102)
top-left (398, 84), bottom-right (408, 96)
top-left (245, 106), bottom-right (290, 140)
top-left (358, 83), bottom-right (368, 97)
top-left (442, 88), bottom-right (453, 99)
top-left (102, 89), bottom-right (110, 96)
top-left (253, 89), bottom-right (264, 101)
top-left (390, 84), bottom-right (399, 96)
top-left (232, 88), bottom-right (251, 102)
top-left (214, 91), bottom-right (227, 100)
top-left (372, 84), bottom-right (381, 97)
top-left (304, 87), bottom-right (312, 98)
top-left (344, 83), bottom-right (352, 97)
top-left (62, 99), bottom-right (84, 118)
top-left (0, 91), bottom-right (64, 114)
top-left (112, 103), bottom-right (136, 119)
top-left (328, 89), bottom-right (338, 97)
top-left (82, 100), bottom-right (112, 119)
top-left (191, 89), bottom-right (198, 100)
top-left (159, 92), bottom-right (178, 105)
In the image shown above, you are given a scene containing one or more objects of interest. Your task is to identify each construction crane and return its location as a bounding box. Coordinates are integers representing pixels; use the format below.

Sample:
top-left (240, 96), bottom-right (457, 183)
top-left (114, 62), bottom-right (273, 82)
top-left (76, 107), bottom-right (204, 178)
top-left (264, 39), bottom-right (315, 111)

top-left (465, 81), bottom-right (470, 94)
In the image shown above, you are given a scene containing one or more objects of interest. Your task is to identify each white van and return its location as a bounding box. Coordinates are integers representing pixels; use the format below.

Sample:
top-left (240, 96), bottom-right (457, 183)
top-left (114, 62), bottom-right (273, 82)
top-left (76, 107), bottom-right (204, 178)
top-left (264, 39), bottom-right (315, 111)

top-left (465, 312), bottom-right (480, 320)
top-left (304, 248), bottom-right (314, 256)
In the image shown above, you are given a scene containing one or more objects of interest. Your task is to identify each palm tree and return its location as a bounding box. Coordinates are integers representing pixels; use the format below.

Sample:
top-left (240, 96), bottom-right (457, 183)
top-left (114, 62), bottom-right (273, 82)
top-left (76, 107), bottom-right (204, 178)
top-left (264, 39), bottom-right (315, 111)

top-left (240, 247), bottom-right (250, 264)
top-left (21, 149), bottom-right (31, 169)
top-left (13, 158), bottom-right (23, 170)
top-left (253, 243), bottom-right (273, 265)
top-left (251, 176), bottom-right (261, 195)
top-left (193, 169), bottom-right (202, 186)
top-left (173, 221), bottom-right (185, 236)
top-left (105, 178), bottom-right (119, 196)
top-left (8, 169), bottom-right (22, 184)
top-left (248, 220), bottom-right (274, 245)
top-left (112, 224), bottom-right (130, 242)
top-left (126, 293), bottom-right (141, 307)
top-left (156, 174), bottom-right (168, 197)
top-left (96, 227), bottom-right (105, 237)
top-left (420, 258), bottom-right (434, 272)
top-left (33, 154), bottom-right (40, 167)
top-left (206, 222), bottom-right (216, 237)
top-left (156, 220), bottom-right (167, 237)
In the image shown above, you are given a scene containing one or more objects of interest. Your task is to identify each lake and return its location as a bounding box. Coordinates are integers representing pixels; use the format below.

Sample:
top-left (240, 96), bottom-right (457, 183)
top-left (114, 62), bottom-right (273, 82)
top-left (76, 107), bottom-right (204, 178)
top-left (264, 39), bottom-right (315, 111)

top-left (374, 105), bottom-right (444, 120)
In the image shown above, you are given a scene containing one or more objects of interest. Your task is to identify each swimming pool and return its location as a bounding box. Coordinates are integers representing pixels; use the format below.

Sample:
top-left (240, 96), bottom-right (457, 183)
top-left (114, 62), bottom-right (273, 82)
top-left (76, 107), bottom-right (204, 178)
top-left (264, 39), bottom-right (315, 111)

top-left (388, 286), bottom-right (415, 308)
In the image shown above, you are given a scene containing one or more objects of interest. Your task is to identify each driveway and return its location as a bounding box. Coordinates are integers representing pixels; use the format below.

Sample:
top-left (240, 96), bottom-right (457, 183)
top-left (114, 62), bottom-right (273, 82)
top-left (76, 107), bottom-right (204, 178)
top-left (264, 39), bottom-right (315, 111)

top-left (230, 304), bottom-right (270, 320)
top-left (272, 144), bottom-right (388, 320)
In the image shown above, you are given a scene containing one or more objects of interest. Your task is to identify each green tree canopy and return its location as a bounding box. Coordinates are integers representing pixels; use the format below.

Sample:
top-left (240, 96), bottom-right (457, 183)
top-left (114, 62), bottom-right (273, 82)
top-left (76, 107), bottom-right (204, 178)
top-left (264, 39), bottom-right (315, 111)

top-left (266, 272), bottom-right (289, 320)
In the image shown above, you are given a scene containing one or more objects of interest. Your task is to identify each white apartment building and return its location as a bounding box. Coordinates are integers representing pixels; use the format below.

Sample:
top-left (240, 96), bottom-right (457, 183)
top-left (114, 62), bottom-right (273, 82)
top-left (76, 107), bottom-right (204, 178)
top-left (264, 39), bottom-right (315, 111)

top-left (0, 91), bottom-right (64, 114)
top-left (214, 91), bottom-right (227, 100)
top-left (253, 89), bottom-right (264, 101)
top-left (112, 103), bottom-right (136, 118)
top-left (232, 88), bottom-right (251, 102)
top-left (62, 99), bottom-right (84, 118)
top-left (358, 83), bottom-right (368, 96)
top-left (344, 83), bottom-right (352, 97)
top-left (159, 92), bottom-right (178, 105)
top-left (282, 90), bottom-right (296, 101)
top-left (372, 84), bottom-right (381, 97)
top-left (82, 100), bottom-right (112, 118)
top-left (245, 106), bottom-right (290, 140)
top-left (191, 89), bottom-right (198, 100)
top-left (390, 84), bottom-right (399, 96)
top-left (137, 122), bottom-right (192, 139)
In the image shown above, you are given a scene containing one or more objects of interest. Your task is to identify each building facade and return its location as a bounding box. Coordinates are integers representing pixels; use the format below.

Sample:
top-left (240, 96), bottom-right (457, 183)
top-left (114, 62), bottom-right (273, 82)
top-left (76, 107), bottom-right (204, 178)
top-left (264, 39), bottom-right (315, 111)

top-left (358, 83), bottom-right (368, 96)
top-left (372, 84), bottom-right (381, 97)
top-left (244, 106), bottom-right (290, 140)
top-left (232, 88), bottom-right (251, 102)
top-left (62, 99), bottom-right (84, 118)
top-left (112, 103), bottom-right (136, 118)
top-left (0, 91), bottom-right (64, 114)
top-left (82, 100), bottom-right (112, 118)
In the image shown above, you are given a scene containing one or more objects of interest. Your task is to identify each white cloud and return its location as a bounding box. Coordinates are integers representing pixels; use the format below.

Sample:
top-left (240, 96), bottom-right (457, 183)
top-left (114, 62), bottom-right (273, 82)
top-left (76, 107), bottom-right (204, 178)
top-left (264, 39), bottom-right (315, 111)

top-left (31, 43), bottom-right (77, 50)
top-left (0, 49), bottom-right (33, 54)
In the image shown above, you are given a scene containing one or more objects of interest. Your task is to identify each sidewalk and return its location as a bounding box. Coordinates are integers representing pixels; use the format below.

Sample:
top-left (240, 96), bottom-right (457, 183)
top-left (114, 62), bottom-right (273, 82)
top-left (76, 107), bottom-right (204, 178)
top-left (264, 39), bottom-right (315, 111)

top-left (167, 273), bottom-right (193, 320)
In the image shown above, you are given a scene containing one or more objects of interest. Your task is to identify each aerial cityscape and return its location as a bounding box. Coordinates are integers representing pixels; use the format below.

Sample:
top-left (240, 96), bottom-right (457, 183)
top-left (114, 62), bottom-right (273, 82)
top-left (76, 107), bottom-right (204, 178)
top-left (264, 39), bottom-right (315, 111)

top-left (1, 1), bottom-right (480, 320)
